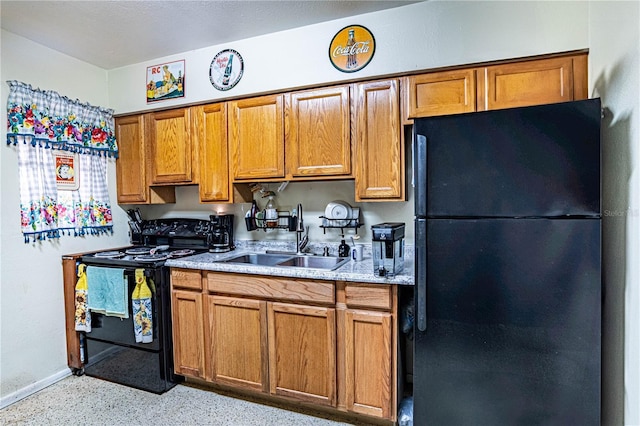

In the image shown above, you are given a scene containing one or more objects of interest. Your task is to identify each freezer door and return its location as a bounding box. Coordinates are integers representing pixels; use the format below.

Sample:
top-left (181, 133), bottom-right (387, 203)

top-left (413, 99), bottom-right (601, 218)
top-left (414, 218), bottom-right (601, 425)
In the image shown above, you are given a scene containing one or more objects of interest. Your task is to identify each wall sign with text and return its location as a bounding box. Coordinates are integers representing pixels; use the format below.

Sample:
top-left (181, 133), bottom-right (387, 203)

top-left (54, 151), bottom-right (79, 190)
top-left (329, 25), bottom-right (375, 73)
top-left (209, 49), bottom-right (244, 91)
top-left (146, 60), bottom-right (185, 103)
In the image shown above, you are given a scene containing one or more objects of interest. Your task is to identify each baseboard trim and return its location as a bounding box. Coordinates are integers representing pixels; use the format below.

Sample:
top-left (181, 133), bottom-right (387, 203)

top-left (0, 369), bottom-right (71, 409)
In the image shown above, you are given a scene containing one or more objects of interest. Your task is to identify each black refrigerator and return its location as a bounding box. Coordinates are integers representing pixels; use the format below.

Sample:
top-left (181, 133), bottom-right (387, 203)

top-left (413, 99), bottom-right (602, 425)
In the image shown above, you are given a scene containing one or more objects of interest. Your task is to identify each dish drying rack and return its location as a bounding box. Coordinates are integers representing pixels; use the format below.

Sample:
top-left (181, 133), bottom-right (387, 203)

top-left (319, 216), bottom-right (363, 234)
top-left (245, 211), bottom-right (297, 232)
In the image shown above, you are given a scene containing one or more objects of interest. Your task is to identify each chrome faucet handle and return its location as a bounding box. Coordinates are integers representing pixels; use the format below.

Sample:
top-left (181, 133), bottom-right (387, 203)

top-left (296, 203), bottom-right (304, 232)
top-left (298, 226), bottom-right (309, 252)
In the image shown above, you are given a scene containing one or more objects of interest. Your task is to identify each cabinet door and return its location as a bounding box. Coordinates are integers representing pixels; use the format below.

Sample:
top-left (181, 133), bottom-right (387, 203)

top-left (229, 94), bottom-right (284, 180)
top-left (195, 103), bottom-right (230, 202)
top-left (147, 108), bottom-right (194, 184)
top-left (268, 302), bottom-right (336, 406)
top-left (480, 56), bottom-right (575, 111)
top-left (354, 79), bottom-right (404, 201)
top-left (344, 309), bottom-right (393, 419)
top-left (171, 290), bottom-right (205, 378)
top-left (207, 296), bottom-right (268, 391)
top-left (404, 69), bottom-right (476, 118)
top-left (286, 86), bottom-right (351, 178)
top-left (115, 115), bottom-right (148, 203)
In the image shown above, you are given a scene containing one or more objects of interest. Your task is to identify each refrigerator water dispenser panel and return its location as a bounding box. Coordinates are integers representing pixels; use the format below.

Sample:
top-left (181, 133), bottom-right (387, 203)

top-left (371, 222), bottom-right (405, 277)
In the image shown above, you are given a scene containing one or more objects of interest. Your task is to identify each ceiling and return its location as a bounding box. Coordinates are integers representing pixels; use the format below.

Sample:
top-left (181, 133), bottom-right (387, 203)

top-left (1, 0), bottom-right (418, 70)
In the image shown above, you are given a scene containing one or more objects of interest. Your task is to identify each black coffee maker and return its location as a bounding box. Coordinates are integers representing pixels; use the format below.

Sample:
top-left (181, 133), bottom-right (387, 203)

top-left (209, 214), bottom-right (235, 252)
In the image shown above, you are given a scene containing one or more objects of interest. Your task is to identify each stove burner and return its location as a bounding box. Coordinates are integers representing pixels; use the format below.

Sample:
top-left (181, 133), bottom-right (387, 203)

top-left (134, 253), bottom-right (169, 262)
top-left (169, 249), bottom-right (195, 258)
top-left (126, 247), bottom-right (151, 255)
top-left (94, 251), bottom-right (125, 258)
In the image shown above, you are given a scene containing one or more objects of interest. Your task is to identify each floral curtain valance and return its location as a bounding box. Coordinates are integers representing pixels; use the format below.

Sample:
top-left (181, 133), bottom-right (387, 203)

top-left (6, 80), bottom-right (118, 157)
top-left (6, 81), bottom-right (116, 242)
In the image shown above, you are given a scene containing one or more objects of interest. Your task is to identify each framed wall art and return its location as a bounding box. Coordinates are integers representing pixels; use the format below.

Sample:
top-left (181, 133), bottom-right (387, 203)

top-left (54, 151), bottom-right (79, 190)
top-left (146, 59), bottom-right (185, 103)
top-left (329, 25), bottom-right (376, 73)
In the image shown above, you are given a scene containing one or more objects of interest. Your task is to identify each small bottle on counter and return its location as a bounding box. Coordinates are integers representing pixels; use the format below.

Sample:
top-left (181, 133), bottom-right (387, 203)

top-left (338, 239), bottom-right (350, 257)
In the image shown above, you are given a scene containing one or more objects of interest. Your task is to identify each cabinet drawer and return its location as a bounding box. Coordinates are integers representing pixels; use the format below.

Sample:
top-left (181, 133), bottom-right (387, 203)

top-left (345, 284), bottom-right (391, 310)
top-left (207, 272), bottom-right (334, 304)
top-left (171, 268), bottom-right (202, 290)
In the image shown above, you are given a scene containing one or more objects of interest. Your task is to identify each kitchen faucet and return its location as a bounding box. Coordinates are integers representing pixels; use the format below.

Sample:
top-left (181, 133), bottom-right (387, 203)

top-left (264, 203), bottom-right (309, 256)
top-left (295, 203), bottom-right (309, 254)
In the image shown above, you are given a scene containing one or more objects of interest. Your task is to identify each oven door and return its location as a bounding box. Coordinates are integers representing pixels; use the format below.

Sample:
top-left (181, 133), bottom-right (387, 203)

top-left (84, 268), bottom-right (161, 351)
top-left (81, 265), bottom-right (179, 393)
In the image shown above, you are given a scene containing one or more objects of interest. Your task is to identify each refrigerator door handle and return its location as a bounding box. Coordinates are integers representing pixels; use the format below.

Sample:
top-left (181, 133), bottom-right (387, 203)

top-left (414, 134), bottom-right (427, 217)
top-left (416, 219), bottom-right (427, 331)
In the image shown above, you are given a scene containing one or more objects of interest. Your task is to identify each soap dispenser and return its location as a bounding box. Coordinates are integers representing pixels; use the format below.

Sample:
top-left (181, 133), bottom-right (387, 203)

top-left (338, 238), bottom-right (350, 258)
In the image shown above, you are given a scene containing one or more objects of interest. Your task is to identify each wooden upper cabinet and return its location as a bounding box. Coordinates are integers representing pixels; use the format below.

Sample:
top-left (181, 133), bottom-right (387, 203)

top-left (194, 103), bottom-right (230, 202)
top-left (115, 115), bottom-right (147, 203)
top-left (230, 94), bottom-right (285, 180)
top-left (478, 55), bottom-right (584, 111)
top-left (404, 69), bottom-right (476, 119)
top-left (285, 86), bottom-right (351, 179)
top-left (147, 107), bottom-right (195, 184)
top-left (115, 115), bottom-right (175, 204)
top-left (354, 79), bottom-right (404, 201)
top-left (403, 53), bottom-right (588, 119)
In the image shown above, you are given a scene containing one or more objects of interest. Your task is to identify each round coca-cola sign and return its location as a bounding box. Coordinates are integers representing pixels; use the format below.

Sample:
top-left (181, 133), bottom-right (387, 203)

top-left (209, 49), bottom-right (244, 91)
top-left (329, 25), bottom-right (375, 73)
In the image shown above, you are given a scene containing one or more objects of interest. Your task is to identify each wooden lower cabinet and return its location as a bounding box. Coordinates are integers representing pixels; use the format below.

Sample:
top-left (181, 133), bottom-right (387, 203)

top-left (171, 270), bottom-right (396, 423)
top-left (207, 295), bottom-right (267, 391)
top-left (338, 282), bottom-right (396, 421)
top-left (172, 289), bottom-right (205, 379)
top-left (344, 309), bottom-right (393, 418)
top-left (268, 302), bottom-right (337, 406)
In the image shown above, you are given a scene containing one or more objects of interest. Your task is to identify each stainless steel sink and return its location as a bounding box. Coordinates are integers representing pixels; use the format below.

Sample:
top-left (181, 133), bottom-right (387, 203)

top-left (218, 252), bottom-right (350, 271)
top-left (276, 255), bottom-right (350, 271)
top-left (220, 253), bottom-right (293, 266)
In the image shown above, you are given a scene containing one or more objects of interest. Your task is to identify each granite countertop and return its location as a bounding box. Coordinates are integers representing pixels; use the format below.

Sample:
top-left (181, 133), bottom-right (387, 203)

top-left (165, 240), bottom-right (415, 286)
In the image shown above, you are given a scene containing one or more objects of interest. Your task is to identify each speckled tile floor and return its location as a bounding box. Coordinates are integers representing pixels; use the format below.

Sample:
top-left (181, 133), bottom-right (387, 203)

top-left (0, 375), bottom-right (353, 425)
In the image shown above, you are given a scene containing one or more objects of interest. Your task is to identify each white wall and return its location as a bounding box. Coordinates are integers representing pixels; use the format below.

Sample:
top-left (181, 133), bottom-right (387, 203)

top-left (0, 30), bottom-right (131, 404)
top-left (109, 1), bottom-right (589, 114)
top-left (589, 2), bottom-right (640, 425)
top-left (3, 2), bottom-right (638, 424)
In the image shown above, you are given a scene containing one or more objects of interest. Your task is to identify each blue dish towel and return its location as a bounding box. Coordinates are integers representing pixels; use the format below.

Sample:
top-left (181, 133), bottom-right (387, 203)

top-left (86, 266), bottom-right (128, 318)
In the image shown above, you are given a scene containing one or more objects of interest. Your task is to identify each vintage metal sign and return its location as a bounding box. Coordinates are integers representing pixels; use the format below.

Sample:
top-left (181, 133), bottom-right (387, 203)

top-left (209, 49), bottom-right (244, 91)
top-left (329, 25), bottom-right (375, 73)
top-left (146, 59), bottom-right (185, 103)
top-left (54, 151), bottom-right (79, 190)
